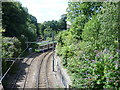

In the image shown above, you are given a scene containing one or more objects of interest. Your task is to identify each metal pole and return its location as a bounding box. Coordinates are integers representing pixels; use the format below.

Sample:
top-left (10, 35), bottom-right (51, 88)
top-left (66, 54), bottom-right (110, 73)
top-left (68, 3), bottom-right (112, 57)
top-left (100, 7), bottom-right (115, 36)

top-left (52, 32), bottom-right (54, 71)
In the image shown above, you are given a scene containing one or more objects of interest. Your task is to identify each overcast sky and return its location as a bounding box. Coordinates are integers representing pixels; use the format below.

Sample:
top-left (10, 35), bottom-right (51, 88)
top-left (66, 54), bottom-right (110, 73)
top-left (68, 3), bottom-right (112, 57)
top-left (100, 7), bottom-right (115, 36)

top-left (17, 0), bottom-right (68, 23)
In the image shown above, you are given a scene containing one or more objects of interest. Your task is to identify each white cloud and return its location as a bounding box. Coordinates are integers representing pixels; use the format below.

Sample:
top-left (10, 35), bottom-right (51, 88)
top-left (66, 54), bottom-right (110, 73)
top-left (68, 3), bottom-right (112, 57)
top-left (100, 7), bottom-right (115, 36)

top-left (18, 0), bottom-right (68, 23)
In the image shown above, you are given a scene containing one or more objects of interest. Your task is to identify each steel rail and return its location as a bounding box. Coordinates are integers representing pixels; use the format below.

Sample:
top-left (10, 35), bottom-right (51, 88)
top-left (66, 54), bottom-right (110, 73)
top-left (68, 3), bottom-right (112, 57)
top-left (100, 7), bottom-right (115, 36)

top-left (37, 51), bottom-right (51, 88)
top-left (22, 53), bottom-right (39, 90)
top-left (45, 52), bottom-right (53, 88)
top-left (11, 52), bottom-right (37, 89)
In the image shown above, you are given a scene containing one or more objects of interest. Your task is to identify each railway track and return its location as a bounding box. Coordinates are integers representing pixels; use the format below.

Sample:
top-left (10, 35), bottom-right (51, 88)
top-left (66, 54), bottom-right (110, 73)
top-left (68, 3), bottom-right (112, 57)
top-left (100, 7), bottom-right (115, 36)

top-left (11, 52), bottom-right (39, 89)
top-left (7, 50), bottom-right (55, 90)
top-left (37, 51), bottom-right (53, 88)
top-left (23, 52), bottom-right (41, 89)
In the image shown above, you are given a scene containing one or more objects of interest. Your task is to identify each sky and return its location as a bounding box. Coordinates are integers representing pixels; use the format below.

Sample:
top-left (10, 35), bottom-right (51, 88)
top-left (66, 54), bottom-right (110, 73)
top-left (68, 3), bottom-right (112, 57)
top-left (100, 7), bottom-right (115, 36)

top-left (17, 0), bottom-right (68, 23)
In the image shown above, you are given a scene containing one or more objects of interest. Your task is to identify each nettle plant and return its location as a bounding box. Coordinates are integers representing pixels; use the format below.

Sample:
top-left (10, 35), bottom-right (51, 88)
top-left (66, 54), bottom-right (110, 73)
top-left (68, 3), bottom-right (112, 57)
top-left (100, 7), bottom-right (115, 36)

top-left (76, 48), bottom-right (120, 88)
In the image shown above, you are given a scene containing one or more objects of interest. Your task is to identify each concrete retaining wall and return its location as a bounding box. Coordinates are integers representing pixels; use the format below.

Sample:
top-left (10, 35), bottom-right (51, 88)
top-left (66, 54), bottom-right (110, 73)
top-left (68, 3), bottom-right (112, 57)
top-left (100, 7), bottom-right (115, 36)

top-left (54, 52), bottom-right (72, 88)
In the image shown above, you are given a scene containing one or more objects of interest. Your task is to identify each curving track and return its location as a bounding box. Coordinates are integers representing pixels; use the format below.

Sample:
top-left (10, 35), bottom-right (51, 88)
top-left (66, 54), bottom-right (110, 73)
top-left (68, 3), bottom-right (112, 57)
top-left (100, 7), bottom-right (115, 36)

top-left (11, 52), bottom-right (39, 89)
top-left (37, 51), bottom-right (53, 88)
top-left (5, 50), bottom-right (61, 90)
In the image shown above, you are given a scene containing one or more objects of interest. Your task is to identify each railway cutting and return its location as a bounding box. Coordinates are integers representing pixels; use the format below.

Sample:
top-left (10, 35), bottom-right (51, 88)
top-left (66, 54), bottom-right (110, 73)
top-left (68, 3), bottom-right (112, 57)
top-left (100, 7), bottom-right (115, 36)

top-left (3, 50), bottom-right (63, 89)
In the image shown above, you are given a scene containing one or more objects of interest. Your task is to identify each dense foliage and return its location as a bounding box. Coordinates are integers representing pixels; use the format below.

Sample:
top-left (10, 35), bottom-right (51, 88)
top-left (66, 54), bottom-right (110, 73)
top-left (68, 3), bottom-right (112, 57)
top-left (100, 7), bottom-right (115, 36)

top-left (1, 1), bottom-right (67, 75)
top-left (2, 36), bottom-right (21, 74)
top-left (2, 2), bottom-right (38, 49)
top-left (2, 2), bottom-right (39, 74)
top-left (38, 14), bottom-right (67, 40)
top-left (56, 2), bottom-right (120, 88)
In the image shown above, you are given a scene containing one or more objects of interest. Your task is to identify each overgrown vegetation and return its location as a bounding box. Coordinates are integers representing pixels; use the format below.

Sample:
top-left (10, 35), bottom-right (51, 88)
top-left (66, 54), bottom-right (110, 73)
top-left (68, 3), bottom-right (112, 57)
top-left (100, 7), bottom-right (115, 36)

top-left (2, 2), bottom-right (39, 74)
top-left (2, 36), bottom-right (21, 74)
top-left (2, 2), bottom-right (38, 49)
top-left (1, 1), bottom-right (67, 75)
top-left (38, 14), bottom-right (67, 40)
top-left (1, 1), bottom-right (119, 88)
top-left (56, 2), bottom-right (120, 88)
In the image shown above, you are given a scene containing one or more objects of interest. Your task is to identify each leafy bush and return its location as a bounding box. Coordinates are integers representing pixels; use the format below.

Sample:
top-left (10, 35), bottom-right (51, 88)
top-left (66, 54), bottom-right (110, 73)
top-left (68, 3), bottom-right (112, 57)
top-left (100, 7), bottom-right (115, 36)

top-left (70, 48), bottom-right (120, 88)
top-left (56, 2), bottom-right (120, 89)
top-left (2, 37), bottom-right (21, 74)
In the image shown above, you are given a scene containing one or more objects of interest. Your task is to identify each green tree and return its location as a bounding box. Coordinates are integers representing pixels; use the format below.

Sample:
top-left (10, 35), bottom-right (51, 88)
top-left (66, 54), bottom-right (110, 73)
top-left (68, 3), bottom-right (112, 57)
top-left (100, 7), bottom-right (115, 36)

top-left (67, 2), bottom-right (102, 40)
top-left (98, 2), bottom-right (119, 49)
top-left (2, 2), bottom-right (38, 49)
top-left (38, 23), bottom-right (45, 39)
top-left (58, 14), bottom-right (67, 30)
top-left (57, 1), bottom-right (120, 88)
top-left (70, 15), bottom-right (87, 40)
top-left (2, 2), bottom-right (27, 37)
top-left (2, 37), bottom-right (21, 74)
top-left (67, 2), bottom-right (102, 23)
top-left (30, 15), bottom-right (40, 36)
